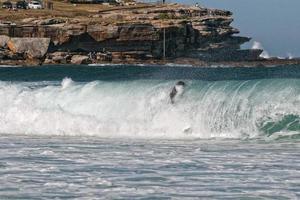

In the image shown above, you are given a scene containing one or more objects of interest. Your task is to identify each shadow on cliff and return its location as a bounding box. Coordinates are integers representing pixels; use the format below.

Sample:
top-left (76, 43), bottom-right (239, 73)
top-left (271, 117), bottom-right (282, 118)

top-left (49, 32), bottom-right (154, 53)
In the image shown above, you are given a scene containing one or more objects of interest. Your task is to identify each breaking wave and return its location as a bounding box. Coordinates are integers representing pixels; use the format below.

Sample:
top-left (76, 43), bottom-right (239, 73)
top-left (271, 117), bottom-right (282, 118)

top-left (287, 53), bottom-right (294, 60)
top-left (0, 78), bottom-right (300, 140)
top-left (252, 41), bottom-right (270, 59)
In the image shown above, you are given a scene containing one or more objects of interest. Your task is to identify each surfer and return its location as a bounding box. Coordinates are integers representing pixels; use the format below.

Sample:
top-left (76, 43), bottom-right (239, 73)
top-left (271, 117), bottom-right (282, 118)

top-left (170, 81), bottom-right (186, 104)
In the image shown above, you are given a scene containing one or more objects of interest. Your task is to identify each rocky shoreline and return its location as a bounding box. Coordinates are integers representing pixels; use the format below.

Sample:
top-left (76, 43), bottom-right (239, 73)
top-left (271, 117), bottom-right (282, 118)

top-left (0, 3), bottom-right (299, 67)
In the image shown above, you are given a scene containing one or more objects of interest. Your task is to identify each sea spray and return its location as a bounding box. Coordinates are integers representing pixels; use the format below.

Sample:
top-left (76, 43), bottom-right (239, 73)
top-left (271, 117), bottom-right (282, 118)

top-left (61, 77), bottom-right (74, 89)
top-left (0, 78), bottom-right (299, 139)
top-left (287, 53), bottom-right (294, 60)
top-left (252, 41), bottom-right (270, 59)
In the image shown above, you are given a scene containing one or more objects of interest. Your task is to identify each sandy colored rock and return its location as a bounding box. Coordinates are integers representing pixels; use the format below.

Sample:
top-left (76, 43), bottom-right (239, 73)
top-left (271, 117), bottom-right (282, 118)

top-left (0, 35), bottom-right (10, 48)
top-left (21, 18), bottom-right (36, 24)
top-left (0, 3), bottom-right (267, 64)
top-left (71, 55), bottom-right (90, 64)
top-left (7, 38), bottom-right (50, 59)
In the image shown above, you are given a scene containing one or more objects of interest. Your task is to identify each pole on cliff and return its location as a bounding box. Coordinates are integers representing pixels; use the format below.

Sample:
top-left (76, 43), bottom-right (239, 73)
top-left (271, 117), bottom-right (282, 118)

top-left (163, 28), bottom-right (166, 60)
top-left (162, 0), bottom-right (166, 59)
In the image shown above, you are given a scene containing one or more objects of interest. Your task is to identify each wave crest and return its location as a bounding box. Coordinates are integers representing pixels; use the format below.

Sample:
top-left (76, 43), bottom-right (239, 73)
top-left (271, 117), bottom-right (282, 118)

top-left (0, 78), bottom-right (300, 139)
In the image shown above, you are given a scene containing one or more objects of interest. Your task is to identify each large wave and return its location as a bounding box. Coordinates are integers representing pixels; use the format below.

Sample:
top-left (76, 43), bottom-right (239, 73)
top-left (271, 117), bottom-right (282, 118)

top-left (0, 78), bottom-right (300, 139)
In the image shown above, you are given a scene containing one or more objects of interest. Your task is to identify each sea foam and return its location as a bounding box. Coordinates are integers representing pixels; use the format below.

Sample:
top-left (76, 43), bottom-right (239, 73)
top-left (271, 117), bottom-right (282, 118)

top-left (252, 41), bottom-right (270, 59)
top-left (0, 78), bottom-right (299, 139)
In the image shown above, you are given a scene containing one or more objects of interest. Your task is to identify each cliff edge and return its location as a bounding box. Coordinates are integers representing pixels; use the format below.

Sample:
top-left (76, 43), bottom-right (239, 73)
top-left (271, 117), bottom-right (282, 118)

top-left (0, 3), bottom-right (288, 66)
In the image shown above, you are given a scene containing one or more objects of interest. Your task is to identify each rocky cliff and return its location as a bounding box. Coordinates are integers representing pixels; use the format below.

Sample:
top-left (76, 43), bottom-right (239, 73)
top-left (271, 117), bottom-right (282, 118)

top-left (0, 3), bottom-right (263, 65)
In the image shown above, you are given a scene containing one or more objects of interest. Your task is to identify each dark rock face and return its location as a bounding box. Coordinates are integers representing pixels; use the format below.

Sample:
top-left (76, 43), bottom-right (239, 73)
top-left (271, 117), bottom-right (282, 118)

top-left (0, 4), bottom-right (264, 65)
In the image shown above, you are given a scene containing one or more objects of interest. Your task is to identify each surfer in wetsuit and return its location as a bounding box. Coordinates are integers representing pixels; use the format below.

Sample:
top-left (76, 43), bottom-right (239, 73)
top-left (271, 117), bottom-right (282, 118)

top-left (170, 81), bottom-right (186, 104)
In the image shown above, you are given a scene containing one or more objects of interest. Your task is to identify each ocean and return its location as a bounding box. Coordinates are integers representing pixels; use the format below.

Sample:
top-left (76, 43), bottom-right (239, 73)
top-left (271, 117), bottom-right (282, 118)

top-left (0, 64), bottom-right (300, 199)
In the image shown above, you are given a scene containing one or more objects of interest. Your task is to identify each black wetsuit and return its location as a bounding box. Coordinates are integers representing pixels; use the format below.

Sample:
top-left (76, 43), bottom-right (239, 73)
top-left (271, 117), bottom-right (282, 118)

top-left (170, 81), bottom-right (185, 104)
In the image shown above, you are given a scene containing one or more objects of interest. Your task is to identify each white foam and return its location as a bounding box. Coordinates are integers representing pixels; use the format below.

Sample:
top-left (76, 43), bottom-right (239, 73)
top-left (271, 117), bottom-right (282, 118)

top-left (0, 79), bottom-right (299, 139)
top-left (61, 77), bottom-right (74, 89)
top-left (252, 41), bottom-right (270, 59)
top-left (0, 65), bottom-right (18, 68)
top-left (287, 52), bottom-right (294, 60)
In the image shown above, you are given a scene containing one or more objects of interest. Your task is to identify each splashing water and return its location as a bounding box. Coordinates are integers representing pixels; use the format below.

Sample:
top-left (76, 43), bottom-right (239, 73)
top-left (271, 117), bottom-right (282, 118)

top-left (0, 78), bottom-right (300, 140)
top-left (287, 52), bottom-right (294, 59)
top-left (0, 65), bottom-right (300, 200)
top-left (252, 41), bottom-right (270, 59)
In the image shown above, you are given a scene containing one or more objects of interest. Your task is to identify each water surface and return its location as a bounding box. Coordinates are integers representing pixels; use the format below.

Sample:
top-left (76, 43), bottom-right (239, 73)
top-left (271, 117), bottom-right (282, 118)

top-left (0, 64), bottom-right (299, 199)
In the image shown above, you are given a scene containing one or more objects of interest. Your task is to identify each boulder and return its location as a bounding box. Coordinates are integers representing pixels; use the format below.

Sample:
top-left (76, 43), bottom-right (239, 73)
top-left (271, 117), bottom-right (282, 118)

top-left (52, 55), bottom-right (66, 63)
top-left (45, 52), bottom-right (73, 64)
top-left (7, 38), bottom-right (50, 59)
top-left (43, 58), bottom-right (54, 64)
top-left (0, 35), bottom-right (9, 48)
top-left (71, 55), bottom-right (90, 64)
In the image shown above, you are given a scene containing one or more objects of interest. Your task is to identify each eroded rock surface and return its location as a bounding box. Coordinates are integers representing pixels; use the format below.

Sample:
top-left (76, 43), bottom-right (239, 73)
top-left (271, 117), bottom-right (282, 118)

top-left (71, 55), bottom-right (90, 64)
top-left (0, 35), bottom-right (9, 48)
top-left (0, 4), bottom-right (268, 65)
top-left (7, 38), bottom-right (50, 59)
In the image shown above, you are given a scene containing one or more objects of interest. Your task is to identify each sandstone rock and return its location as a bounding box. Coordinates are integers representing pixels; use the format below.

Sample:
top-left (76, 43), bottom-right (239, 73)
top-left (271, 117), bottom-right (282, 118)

top-left (0, 4), bottom-right (262, 63)
top-left (96, 52), bottom-right (112, 61)
top-left (118, 24), bottom-right (159, 41)
top-left (92, 14), bottom-right (101, 18)
top-left (53, 55), bottom-right (66, 63)
top-left (45, 52), bottom-right (72, 64)
top-left (50, 51), bottom-right (68, 57)
top-left (102, 14), bottom-right (124, 21)
top-left (88, 25), bottom-right (119, 42)
top-left (7, 38), bottom-right (50, 59)
top-left (21, 18), bottom-right (36, 24)
top-left (43, 58), bottom-right (54, 64)
top-left (0, 35), bottom-right (9, 48)
top-left (64, 24), bottom-right (87, 36)
top-left (198, 17), bottom-right (233, 27)
top-left (36, 18), bottom-right (66, 26)
top-left (71, 55), bottom-right (90, 64)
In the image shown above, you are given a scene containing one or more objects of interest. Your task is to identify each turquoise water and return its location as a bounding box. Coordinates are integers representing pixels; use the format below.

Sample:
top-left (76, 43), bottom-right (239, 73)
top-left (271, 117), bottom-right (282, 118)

top-left (0, 64), bottom-right (300, 199)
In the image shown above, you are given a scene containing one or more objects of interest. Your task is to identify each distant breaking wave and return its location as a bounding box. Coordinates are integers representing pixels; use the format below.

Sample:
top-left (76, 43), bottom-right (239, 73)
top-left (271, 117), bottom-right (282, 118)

top-left (252, 41), bottom-right (270, 59)
top-left (251, 42), bottom-right (297, 60)
top-left (287, 52), bottom-right (294, 59)
top-left (0, 78), bottom-right (300, 140)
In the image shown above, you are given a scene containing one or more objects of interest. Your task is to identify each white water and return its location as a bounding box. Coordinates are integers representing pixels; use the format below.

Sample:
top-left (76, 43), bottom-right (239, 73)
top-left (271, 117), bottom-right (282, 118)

top-left (252, 41), bottom-right (270, 59)
top-left (1, 136), bottom-right (299, 199)
top-left (287, 52), bottom-right (294, 59)
top-left (0, 78), bottom-right (300, 139)
top-left (1, 77), bottom-right (300, 199)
